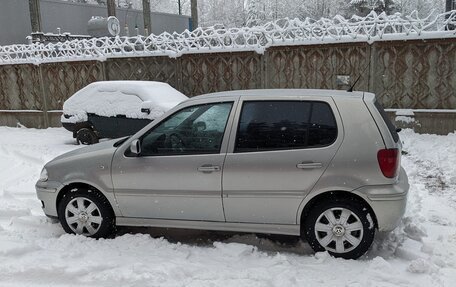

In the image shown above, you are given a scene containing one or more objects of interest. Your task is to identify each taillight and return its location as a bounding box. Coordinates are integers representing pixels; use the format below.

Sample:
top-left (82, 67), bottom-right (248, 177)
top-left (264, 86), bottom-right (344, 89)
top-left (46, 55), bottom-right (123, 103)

top-left (377, 148), bottom-right (399, 178)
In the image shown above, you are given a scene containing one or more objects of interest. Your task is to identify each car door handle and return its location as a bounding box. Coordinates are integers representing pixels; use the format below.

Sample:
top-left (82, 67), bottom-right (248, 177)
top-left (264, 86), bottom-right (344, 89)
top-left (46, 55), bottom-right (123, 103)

top-left (198, 165), bottom-right (221, 173)
top-left (296, 162), bottom-right (323, 169)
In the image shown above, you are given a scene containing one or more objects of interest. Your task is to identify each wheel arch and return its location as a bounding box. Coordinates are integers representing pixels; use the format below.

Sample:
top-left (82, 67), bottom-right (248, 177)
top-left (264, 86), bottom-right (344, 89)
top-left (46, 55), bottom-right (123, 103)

top-left (71, 121), bottom-right (94, 138)
top-left (56, 182), bottom-right (115, 217)
top-left (76, 127), bottom-right (99, 145)
top-left (298, 190), bottom-right (379, 234)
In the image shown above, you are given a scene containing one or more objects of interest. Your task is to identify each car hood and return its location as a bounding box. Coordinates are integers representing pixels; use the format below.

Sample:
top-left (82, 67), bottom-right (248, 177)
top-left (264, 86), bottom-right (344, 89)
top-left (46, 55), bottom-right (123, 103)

top-left (44, 138), bottom-right (123, 187)
top-left (51, 139), bottom-right (120, 163)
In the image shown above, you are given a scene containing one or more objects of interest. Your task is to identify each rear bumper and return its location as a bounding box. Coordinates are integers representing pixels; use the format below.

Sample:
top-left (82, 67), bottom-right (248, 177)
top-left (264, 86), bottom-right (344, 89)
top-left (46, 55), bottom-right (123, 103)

top-left (356, 167), bottom-right (409, 232)
top-left (369, 193), bottom-right (407, 232)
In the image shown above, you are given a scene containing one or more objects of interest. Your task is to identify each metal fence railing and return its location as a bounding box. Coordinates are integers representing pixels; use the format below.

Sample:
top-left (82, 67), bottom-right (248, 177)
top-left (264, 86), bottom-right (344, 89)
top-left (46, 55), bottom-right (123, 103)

top-left (0, 10), bottom-right (455, 65)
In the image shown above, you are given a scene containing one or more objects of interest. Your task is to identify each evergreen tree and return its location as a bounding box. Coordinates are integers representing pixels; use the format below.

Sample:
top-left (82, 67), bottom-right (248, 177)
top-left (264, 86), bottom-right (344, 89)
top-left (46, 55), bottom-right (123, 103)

top-left (246, 0), bottom-right (262, 27)
top-left (349, 0), bottom-right (396, 16)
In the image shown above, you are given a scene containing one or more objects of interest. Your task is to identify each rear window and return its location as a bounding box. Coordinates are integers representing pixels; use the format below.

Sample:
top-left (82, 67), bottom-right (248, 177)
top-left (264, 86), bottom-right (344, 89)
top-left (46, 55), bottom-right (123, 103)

top-left (235, 101), bottom-right (337, 153)
top-left (374, 101), bottom-right (399, 142)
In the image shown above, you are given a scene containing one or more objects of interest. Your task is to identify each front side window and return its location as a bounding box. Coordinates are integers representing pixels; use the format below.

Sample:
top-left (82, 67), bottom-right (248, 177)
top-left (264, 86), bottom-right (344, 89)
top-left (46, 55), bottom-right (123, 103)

top-left (235, 101), bottom-right (337, 153)
top-left (140, 102), bottom-right (233, 156)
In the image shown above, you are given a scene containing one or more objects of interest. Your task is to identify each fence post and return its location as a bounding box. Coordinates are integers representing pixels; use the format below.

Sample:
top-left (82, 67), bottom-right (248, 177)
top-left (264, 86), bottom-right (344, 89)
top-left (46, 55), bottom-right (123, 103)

top-left (261, 50), bottom-right (268, 89)
top-left (176, 57), bottom-right (183, 94)
top-left (368, 43), bottom-right (376, 93)
top-left (38, 65), bottom-right (49, 128)
top-left (102, 61), bottom-right (108, 81)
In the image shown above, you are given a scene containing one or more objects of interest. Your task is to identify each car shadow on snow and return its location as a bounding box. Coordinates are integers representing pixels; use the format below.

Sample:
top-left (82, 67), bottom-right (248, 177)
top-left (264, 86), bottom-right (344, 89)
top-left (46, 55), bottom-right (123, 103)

top-left (115, 226), bottom-right (315, 255)
top-left (114, 226), bottom-right (400, 259)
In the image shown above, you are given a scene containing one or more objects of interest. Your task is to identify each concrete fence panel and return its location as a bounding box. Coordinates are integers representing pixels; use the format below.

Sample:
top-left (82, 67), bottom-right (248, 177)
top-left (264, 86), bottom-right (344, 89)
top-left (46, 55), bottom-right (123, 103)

top-left (40, 61), bottom-right (104, 111)
top-left (179, 52), bottom-right (263, 97)
top-left (105, 57), bottom-right (178, 88)
top-left (373, 39), bottom-right (456, 109)
top-left (0, 64), bottom-right (41, 110)
top-left (266, 43), bottom-right (370, 91)
top-left (0, 38), bottom-right (455, 134)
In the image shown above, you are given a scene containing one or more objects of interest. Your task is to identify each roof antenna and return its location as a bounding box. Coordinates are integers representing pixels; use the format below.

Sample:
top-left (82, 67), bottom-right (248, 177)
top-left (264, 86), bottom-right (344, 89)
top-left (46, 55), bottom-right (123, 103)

top-left (347, 59), bottom-right (371, 92)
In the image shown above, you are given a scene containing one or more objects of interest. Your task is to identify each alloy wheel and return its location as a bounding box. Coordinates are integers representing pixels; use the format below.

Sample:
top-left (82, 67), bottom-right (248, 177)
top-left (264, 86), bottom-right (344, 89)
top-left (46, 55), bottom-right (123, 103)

top-left (314, 207), bottom-right (364, 253)
top-left (65, 197), bottom-right (103, 236)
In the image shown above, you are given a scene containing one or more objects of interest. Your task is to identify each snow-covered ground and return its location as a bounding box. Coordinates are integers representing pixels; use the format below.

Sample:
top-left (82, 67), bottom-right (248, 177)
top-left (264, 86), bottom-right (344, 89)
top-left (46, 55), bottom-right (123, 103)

top-left (0, 127), bottom-right (455, 287)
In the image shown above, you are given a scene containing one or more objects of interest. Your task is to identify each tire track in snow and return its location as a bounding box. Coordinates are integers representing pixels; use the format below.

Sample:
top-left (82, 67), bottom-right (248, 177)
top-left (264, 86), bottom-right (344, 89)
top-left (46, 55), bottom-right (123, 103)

top-left (0, 144), bottom-right (50, 220)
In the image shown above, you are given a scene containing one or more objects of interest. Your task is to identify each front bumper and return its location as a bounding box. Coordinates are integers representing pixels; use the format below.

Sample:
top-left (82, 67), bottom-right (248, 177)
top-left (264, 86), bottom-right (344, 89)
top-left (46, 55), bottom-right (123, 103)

top-left (61, 122), bottom-right (77, 133)
top-left (36, 180), bottom-right (63, 218)
top-left (356, 167), bottom-right (409, 232)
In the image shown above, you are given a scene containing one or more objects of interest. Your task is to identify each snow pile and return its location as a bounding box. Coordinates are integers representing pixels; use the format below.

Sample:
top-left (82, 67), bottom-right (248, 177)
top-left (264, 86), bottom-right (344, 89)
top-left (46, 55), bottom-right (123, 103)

top-left (0, 127), bottom-right (456, 286)
top-left (1, 10), bottom-right (455, 65)
top-left (61, 81), bottom-right (187, 123)
top-left (394, 109), bottom-right (415, 123)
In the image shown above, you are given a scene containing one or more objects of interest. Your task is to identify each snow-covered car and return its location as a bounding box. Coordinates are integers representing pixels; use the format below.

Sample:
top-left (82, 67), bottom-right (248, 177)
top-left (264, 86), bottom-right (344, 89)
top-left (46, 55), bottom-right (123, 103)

top-left (61, 81), bottom-right (188, 144)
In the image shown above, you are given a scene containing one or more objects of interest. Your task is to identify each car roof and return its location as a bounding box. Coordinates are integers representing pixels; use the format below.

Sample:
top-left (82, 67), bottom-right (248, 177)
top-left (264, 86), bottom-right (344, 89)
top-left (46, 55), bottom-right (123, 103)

top-left (88, 80), bottom-right (167, 86)
top-left (190, 89), bottom-right (366, 100)
top-left (79, 81), bottom-right (187, 102)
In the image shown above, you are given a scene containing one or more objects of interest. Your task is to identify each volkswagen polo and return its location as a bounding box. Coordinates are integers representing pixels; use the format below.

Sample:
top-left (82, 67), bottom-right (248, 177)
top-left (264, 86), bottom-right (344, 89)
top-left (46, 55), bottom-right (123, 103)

top-left (36, 89), bottom-right (409, 259)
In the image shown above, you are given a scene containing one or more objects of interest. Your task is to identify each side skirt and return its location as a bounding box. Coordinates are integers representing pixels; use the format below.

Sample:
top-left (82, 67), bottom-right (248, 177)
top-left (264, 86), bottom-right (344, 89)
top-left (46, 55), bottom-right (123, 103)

top-left (116, 217), bottom-right (301, 236)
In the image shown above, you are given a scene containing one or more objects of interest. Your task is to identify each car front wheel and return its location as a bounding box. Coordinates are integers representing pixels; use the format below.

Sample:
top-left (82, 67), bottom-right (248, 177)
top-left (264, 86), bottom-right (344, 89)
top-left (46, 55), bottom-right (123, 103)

top-left (76, 128), bottom-right (99, 145)
top-left (58, 188), bottom-right (115, 238)
top-left (303, 198), bottom-right (375, 259)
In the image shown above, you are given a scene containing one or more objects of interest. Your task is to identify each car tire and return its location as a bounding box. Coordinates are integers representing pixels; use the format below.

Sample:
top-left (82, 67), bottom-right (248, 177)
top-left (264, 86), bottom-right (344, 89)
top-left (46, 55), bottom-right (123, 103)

top-left (76, 128), bottom-right (99, 145)
top-left (303, 198), bottom-right (375, 259)
top-left (58, 188), bottom-right (115, 238)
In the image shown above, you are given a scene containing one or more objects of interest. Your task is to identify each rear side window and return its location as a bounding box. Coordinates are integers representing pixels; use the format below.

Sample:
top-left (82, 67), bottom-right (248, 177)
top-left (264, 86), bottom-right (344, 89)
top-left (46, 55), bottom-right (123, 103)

top-left (374, 101), bottom-right (399, 143)
top-left (235, 101), bottom-right (337, 153)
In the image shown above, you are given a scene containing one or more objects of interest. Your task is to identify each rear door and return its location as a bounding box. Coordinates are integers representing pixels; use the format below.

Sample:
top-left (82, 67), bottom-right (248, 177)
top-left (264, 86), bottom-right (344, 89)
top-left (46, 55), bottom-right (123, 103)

top-left (222, 96), bottom-right (343, 224)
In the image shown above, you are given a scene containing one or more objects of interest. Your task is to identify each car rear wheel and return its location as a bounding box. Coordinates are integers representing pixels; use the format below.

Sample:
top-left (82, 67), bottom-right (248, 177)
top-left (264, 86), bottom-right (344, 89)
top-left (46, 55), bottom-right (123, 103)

top-left (303, 198), bottom-right (375, 259)
top-left (76, 128), bottom-right (99, 145)
top-left (58, 188), bottom-right (115, 238)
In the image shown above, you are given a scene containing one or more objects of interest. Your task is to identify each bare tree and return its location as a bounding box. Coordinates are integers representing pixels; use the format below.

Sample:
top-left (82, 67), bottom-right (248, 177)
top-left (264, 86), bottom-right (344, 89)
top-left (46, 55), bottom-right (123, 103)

top-left (191, 0), bottom-right (198, 29)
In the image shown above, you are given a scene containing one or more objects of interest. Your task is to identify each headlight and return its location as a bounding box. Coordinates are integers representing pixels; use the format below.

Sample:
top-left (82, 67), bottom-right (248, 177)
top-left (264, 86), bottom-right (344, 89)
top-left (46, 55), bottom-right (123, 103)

top-left (39, 168), bottom-right (48, 182)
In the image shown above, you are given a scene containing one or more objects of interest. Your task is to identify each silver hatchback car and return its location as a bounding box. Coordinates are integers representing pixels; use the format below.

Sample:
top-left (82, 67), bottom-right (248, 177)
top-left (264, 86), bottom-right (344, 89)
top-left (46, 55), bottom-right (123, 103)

top-left (36, 89), bottom-right (409, 259)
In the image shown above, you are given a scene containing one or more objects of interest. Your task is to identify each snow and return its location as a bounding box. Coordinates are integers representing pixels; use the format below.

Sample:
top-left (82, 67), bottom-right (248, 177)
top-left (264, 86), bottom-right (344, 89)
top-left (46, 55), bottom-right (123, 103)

top-left (61, 81), bottom-right (188, 123)
top-left (394, 109), bottom-right (415, 116)
top-left (0, 127), bottom-right (456, 286)
top-left (396, 115), bottom-right (415, 124)
top-left (386, 109), bottom-right (456, 113)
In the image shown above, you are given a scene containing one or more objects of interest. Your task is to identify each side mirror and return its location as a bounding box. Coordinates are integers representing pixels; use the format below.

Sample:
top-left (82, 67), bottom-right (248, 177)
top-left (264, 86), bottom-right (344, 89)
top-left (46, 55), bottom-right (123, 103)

top-left (141, 101), bottom-right (152, 114)
top-left (141, 108), bottom-right (151, 114)
top-left (130, 139), bottom-right (141, 155)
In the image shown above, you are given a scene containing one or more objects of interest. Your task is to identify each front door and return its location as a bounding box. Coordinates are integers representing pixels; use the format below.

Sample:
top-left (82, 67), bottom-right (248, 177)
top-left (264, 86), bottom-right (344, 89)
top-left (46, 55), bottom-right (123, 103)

top-left (112, 101), bottom-right (235, 221)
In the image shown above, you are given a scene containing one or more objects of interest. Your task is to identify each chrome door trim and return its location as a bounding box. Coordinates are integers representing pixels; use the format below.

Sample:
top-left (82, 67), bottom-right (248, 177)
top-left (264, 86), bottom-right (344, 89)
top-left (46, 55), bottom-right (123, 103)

top-left (223, 190), bottom-right (304, 197)
top-left (113, 189), bottom-right (225, 197)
